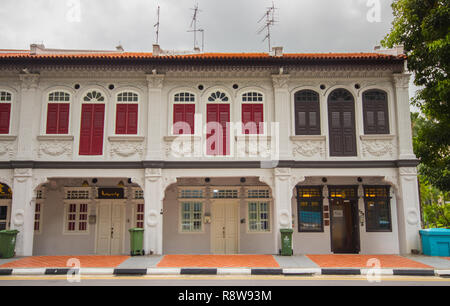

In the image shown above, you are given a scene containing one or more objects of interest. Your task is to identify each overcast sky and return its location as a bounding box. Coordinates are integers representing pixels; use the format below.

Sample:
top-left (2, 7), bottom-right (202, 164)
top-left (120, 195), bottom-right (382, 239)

top-left (0, 0), bottom-right (396, 52)
top-left (0, 0), bottom-right (419, 103)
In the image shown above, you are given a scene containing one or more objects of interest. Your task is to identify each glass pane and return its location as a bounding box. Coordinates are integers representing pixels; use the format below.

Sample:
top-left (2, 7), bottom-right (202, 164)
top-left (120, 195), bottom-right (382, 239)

top-left (297, 112), bottom-right (306, 127)
top-left (366, 111), bottom-right (375, 126)
top-left (332, 112), bottom-right (340, 128)
top-left (0, 206), bottom-right (7, 219)
top-left (343, 112), bottom-right (352, 128)
top-left (309, 112), bottom-right (317, 127)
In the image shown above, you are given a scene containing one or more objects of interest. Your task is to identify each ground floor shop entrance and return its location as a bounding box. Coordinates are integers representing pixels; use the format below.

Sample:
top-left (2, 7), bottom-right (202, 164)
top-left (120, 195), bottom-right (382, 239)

top-left (96, 201), bottom-right (126, 255)
top-left (211, 201), bottom-right (239, 254)
top-left (329, 186), bottom-right (360, 254)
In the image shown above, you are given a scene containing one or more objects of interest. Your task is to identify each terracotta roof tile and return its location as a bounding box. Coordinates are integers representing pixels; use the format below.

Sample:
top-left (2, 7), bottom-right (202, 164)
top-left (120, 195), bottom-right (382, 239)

top-left (0, 50), bottom-right (406, 60)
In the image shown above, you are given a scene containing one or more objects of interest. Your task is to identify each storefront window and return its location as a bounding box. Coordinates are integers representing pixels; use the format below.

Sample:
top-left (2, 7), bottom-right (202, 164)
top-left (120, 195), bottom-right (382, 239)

top-left (364, 186), bottom-right (392, 232)
top-left (180, 202), bottom-right (203, 232)
top-left (297, 186), bottom-right (323, 232)
top-left (248, 201), bottom-right (270, 232)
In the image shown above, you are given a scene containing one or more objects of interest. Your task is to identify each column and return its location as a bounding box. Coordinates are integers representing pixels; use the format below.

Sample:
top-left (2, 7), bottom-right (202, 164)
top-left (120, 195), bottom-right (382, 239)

top-left (272, 74), bottom-right (291, 160)
top-left (396, 167), bottom-right (421, 254)
top-left (10, 168), bottom-right (35, 256)
top-left (17, 73), bottom-right (40, 160)
top-left (145, 73), bottom-right (165, 160)
top-left (143, 168), bottom-right (164, 255)
top-left (393, 73), bottom-right (416, 160)
top-left (273, 168), bottom-right (304, 253)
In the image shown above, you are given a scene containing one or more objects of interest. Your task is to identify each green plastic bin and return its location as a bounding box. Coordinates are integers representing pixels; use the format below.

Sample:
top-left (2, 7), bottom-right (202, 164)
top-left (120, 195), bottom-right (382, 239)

top-left (129, 228), bottom-right (144, 256)
top-left (0, 230), bottom-right (19, 259)
top-left (280, 228), bottom-right (293, 256)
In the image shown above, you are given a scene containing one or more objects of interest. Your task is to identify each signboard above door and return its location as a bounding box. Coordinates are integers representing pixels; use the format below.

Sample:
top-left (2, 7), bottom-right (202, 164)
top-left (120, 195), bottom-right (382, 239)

top-left (97, 188), bottom-right (124, 199)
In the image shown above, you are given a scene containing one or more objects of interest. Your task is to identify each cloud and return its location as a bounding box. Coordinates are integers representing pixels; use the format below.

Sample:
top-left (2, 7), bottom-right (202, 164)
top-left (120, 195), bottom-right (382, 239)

top-left (0, 0), bottom-right (394, 52)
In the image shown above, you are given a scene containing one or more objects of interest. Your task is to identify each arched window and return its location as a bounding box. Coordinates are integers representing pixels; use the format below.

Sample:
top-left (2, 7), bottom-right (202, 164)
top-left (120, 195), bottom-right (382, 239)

top-left (46, 91), bottom-right (70, 134)
top-left (294, 90), bottom-right (320, 135)
top-left (328, 89), bottom-right (357, 156)
top-left (208, 91), bottom-right (229, 102)
top-left (362, 90), bottom-right (389, 134)
top-left (242, 92), bottom-right (264, 134)
top-left (0, 91), bottom-right (12, 134)
top-left (79, 90), bottom-right (105, 155)
top-left (173, 92), bottom-right (195, 135)
top-left (116, 92), bottom-right (138, 135)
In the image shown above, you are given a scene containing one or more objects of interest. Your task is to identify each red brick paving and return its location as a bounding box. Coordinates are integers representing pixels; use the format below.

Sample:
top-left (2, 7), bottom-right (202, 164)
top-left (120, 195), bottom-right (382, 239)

top-left (306, 254), bottom-right (433, 268)
top-left (0, 255), bottom-right (130, 268)
top-left (157, 255), bottom-right (280, 268)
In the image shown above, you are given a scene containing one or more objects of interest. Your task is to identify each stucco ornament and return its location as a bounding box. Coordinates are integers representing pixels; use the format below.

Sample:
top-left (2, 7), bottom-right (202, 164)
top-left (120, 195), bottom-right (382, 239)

top-left (147, 210), bottom-right (159, 227)
top-left (0, 141), bottom-right (16, 159)
top-left (292, 140), bottom-right (326, 158)
top-left (19, 73), bottom-right (40, 90)
top-left (361, 139), bottom-right (395, 158)
top-left (406, 210), bottom-right (419, 226)
top-left (110, 141), bottom-right (144, 158)
top-left (13, 209), bottom-right (25, 226)
top-left (39, 141), bottom-right (73, 158)
top-left (272, 74), bottom-right (290, 89)
top-left (278, 209), bottom-right (291, 227)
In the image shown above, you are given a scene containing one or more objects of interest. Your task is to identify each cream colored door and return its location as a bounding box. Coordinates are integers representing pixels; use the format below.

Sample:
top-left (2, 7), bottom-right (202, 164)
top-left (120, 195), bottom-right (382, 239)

top-left (211, 202), bottom-right (239, 254)
top-left (96, 202), bottom-right (125, 255)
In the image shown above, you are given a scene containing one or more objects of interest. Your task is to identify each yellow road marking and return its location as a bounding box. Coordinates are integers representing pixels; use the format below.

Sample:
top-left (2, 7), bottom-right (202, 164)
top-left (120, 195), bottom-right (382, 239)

top-left (0, 275), bottom-right (448, 282)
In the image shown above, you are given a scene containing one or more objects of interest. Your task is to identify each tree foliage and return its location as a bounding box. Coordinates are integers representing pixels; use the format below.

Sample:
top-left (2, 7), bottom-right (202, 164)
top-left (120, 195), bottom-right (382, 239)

top-left (383, 0), bottom-right (450, 191)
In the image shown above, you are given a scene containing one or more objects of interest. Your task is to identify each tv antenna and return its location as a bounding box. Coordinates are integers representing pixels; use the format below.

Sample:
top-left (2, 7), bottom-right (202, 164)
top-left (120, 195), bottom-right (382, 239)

top-left (257, 2), bottom-right (277, 52)
top-left (188, 3), bottom-right (204, 52)
top-left (154, 5), bottom-right (161, 44)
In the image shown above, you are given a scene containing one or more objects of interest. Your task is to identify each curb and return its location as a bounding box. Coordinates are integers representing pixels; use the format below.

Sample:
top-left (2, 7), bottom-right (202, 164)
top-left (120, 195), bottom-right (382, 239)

top-left (0, 267), bottom-right (447, 277)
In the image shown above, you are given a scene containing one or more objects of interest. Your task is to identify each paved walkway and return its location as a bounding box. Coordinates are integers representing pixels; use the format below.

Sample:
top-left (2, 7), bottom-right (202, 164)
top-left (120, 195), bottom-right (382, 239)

top-left (0, 254), bottom-right (449, 270)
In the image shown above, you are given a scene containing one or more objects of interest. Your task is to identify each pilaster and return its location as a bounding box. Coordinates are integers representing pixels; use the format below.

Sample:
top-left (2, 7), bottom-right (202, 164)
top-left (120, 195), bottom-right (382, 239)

top-left (145, 73), bottom-right (165, 160)
top-left (272, 74), bottom-right (291, 160)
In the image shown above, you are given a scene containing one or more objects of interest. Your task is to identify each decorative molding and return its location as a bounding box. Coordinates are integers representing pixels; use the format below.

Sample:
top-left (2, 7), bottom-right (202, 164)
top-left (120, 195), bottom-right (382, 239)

top-left (164, 136), bottom-right (201, 159)
top-left (0, 138), bottom-right (17, 160)
top-left (360, 136), bottom-right (396, 159)
top-left (236, 136), bottom-right (272, 158)
top-left (109, 137), bottom-right (145, 158)
top-left (393, 73), bottom-right (411, 89)
top-left (37, 137), bottom-right (73, 158)
top-left (291, 136), bottom-right (326, 159)
top-left (19, 73), bottom-right (40, 90)
top-left (146, 73), bottom-right (165, 89)
top-left (399, 167), bottom-right (418, 176)
top-left (272, 74), bottom-right (290, 90)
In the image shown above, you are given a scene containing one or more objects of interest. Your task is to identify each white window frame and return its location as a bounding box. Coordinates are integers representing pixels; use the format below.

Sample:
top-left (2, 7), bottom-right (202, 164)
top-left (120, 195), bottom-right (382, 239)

top-left (210, 186), bottom-right (240, 199)
top-left (130, 187), bottom-right (145, 228)
top-left (34, 187), bottom-right (46, 234)
top-left (245, 187), bottom-right (272, 233)
top-left (179, 200), bottom-right (205, 234)
top-left (0, 90), bottom-right (14, 136)
top-left (239, 91), bottom-right (266, 136)
top-left (0, 199), bottom-right (11, 231)
top-left (168, 90), bottom-right (198, 136)
top-left (63, 187), bottom-right (91, 235)
top-left (114, 91), bottom-right (140, 136)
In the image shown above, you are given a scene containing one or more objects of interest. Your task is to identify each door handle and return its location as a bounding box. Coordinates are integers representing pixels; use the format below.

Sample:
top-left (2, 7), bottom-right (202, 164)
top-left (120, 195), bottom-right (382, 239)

top-left (111, 227), bottom-right (114, 239)
top-left (222, 226), bottom-right (225, 238)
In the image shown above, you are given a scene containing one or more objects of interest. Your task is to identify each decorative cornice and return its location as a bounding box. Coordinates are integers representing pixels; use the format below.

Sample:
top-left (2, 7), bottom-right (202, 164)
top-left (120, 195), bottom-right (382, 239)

top-left (393, 73), bottom-right (411, 89)
top-left (146, 72), bottom-right (165, 89)
top-left (272, 74), bottom-right (290, 90)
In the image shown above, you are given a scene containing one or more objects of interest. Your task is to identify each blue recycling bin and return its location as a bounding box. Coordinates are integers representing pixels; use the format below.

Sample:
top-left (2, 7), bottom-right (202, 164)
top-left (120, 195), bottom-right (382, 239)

top-left (419, 228), bottom-right (450, 256)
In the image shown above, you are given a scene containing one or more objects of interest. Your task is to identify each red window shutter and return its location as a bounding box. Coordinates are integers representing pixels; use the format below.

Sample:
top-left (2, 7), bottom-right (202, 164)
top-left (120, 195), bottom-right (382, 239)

top-left (173, 104), bottom-right (186, 135)
top-left (242, 104), bottom-right (263, 134)
top-left (253, 104), bottom-right (264, 134)
top-left (0, 104), bottom-right (10, 134)
top-left (206, 104), bottom-right (218, 155)
top-left (219, 105), bottom-right (230, 155)
top-left (79, 104), bottom-right (93, 155)
top-left (184, 104), bottom-right (195, 134)
top-left (115, 104), bottom-right (128, 134)
top-left (126, 104), bottom-right (138, 134)
top-left (58, 104), bottom-right (70, 134)
top-left (46, 104), bottom-right (59, 134)
top-left (91, 104), bottom-right (105, 155)
top-left (242, 104), bottom-right (253, 134)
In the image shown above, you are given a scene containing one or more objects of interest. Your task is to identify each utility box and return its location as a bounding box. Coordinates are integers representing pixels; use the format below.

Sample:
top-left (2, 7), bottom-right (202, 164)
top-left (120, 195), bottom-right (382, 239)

top-left (420, 228), bottom-right (450, 257)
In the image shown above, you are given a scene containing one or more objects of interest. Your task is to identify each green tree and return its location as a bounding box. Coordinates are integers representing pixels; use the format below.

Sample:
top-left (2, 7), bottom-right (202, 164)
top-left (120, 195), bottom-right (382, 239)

top-left (382, 0), bottom-right (450, 191)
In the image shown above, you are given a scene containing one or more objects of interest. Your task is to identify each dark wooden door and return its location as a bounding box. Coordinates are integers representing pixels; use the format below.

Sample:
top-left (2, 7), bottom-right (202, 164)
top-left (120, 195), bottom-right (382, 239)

top-left (328, 90), bottom-right (357, 156)
top-left (330, 198), bottom-right (360, 253)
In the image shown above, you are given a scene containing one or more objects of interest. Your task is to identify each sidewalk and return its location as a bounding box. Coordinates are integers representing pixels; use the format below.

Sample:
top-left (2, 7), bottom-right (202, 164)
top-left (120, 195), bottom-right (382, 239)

top-left (1, 254), bottom-right (449, 277)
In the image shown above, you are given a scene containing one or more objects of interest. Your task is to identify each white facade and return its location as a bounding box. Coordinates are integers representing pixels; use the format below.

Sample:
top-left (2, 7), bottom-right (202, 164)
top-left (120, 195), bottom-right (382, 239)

top-left (0, 45), bottom-right (422, 256)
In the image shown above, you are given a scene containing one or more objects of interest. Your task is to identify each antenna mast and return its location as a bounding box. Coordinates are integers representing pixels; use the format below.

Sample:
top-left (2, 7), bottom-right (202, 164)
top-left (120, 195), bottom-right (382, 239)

top-left (257, 2), bottom-right (277, 52)
top-left (154, 5), bottom-right (160, 44)
top-left (188, 3), bottom-right (204, 51)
